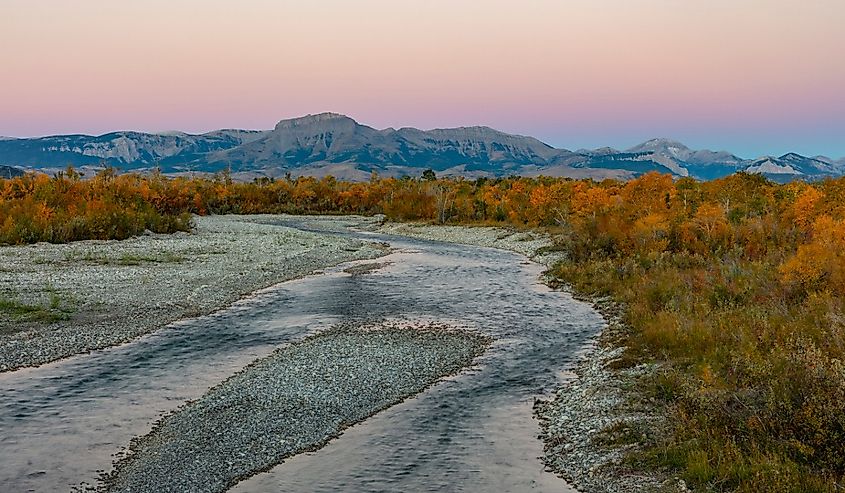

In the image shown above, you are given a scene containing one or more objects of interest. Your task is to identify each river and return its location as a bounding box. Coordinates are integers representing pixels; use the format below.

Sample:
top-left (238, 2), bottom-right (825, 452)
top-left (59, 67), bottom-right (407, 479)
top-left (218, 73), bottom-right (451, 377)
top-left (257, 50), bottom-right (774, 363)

top-left (0, 219), bottom-right (604, 492)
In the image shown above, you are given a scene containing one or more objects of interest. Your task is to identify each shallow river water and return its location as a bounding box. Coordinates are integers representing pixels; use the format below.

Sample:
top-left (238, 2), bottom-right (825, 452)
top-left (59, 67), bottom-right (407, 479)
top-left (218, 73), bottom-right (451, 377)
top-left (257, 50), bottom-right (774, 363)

top-left (0, 220), bottom-right (604, 492)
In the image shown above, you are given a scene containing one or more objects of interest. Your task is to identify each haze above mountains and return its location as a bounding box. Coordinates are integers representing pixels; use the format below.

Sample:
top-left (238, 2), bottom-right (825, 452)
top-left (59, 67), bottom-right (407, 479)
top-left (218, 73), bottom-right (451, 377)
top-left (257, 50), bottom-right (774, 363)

top-left (1, 113), bottom-right (843, 182)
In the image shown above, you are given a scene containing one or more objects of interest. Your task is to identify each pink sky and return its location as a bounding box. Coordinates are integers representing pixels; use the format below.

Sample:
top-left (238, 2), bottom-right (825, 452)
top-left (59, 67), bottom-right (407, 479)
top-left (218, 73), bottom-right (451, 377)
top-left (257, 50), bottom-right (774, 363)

top-left (2, 0), bottom-right (844, 157)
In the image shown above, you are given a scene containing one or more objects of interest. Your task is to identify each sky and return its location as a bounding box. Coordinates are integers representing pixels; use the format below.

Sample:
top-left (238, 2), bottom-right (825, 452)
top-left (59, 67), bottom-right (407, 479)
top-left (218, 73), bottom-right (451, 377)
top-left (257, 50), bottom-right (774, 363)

top-left (1, 0), bottom-right (844, 158)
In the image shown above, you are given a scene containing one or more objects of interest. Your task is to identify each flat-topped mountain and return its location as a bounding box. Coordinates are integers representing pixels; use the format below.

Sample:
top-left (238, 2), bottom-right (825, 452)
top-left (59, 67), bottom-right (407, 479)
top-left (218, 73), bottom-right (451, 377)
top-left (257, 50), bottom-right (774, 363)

top-left (204, 113), bottom-right (563, 180)
top-left (1, 113), bottom-right (842, 181)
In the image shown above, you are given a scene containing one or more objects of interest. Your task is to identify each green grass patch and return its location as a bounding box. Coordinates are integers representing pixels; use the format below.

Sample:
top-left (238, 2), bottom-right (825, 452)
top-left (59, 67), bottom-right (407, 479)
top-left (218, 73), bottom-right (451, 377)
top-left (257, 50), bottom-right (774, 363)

top-left (0, 296), bottom-right (70, 324)
top-left (0, 286), bottom-right (75, 329)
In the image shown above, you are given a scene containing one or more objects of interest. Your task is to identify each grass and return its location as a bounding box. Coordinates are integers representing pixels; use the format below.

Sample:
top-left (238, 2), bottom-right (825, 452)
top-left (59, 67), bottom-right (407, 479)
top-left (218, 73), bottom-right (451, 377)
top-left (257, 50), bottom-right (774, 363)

top-left (0, 288), bottom-right (73, 328)
top-left (551, 250), bottom-right (845, 492)
top-left (594, 420), bottom-right (651, 448)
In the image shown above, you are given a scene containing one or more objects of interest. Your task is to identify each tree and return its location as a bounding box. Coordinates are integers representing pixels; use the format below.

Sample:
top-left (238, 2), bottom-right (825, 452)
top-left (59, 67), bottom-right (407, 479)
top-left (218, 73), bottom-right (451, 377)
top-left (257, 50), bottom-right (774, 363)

top-left (790, 185), bottom-right (824, 233)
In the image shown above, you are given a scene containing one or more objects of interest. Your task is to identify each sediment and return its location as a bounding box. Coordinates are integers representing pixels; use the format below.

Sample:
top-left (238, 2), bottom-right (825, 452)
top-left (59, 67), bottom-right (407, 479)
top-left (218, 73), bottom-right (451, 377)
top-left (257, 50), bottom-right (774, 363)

top-left (100, 321), bottom-right (489, 493)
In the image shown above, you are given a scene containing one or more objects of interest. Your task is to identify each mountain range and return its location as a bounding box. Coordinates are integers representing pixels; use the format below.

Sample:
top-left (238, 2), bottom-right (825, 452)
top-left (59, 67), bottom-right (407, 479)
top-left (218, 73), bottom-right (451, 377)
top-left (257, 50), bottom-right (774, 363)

top-left (1, 113), bottom-right (843, 182)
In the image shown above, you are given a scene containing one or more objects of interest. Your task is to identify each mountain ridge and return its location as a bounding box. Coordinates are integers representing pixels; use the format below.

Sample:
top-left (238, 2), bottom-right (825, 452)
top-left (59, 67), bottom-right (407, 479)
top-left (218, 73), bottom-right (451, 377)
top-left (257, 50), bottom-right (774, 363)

top-left (0, 113), bottom-right (842, 181)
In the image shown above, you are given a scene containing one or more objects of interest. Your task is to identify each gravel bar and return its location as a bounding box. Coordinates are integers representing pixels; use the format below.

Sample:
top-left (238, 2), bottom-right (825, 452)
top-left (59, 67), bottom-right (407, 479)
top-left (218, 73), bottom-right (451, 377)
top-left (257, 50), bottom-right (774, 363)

top-left (100, 321), bottom-right (489, 493)
top-left (0, 215), bottom-right (387, 372)
top-left (375, 221), bottom-right (564, 267)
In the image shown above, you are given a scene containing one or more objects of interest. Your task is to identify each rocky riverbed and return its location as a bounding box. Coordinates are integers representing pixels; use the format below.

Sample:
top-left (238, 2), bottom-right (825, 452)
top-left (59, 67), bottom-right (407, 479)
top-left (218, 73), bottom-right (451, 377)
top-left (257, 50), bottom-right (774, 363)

top-left (101, 321), bottom-right (489, 493)
top-left (0, 215), bottom-right (387, 372)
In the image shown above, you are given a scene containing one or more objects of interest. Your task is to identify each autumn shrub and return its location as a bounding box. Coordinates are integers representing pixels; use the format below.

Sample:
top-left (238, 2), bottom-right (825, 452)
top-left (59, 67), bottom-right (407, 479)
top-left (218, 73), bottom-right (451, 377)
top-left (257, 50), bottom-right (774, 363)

top-left (0, 169), bottom-right (192, 244)
top-left (549, 185), bottom-right (845, 490)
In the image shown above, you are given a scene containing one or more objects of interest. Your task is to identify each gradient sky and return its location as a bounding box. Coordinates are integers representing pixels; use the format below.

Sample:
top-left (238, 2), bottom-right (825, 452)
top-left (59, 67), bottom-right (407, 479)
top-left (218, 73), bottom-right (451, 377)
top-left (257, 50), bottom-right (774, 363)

top-left (2, 0), bottom-right (844, 158)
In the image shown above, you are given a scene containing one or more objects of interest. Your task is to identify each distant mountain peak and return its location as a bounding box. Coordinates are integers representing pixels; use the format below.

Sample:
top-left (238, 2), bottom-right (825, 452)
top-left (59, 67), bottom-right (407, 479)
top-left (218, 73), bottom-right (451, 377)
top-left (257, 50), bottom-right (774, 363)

top-left (744, 157), bottom-right (802, 176)
top-left (0, 165), bottom-right (24, 178)
top-left (628, 138), bottom-right (696, 158)
top-left (421, 125), bottom-right (549, 144)
top-left (637, 137), bottom-right (690, 149)
top-left (444, 125), bottom-right (496, 132)
top-left (581, 147), bottom-right (620, 155)
top-left (740, 152), bottom-right (841, 179)
top-left (303, 112), bottom-right (351, 120)
top-left (274, 112), bottom-right (360, 131)
top-left (776, 153), bottom-right (834, 169)
top-left (284, 112), bottom-right (354, 122)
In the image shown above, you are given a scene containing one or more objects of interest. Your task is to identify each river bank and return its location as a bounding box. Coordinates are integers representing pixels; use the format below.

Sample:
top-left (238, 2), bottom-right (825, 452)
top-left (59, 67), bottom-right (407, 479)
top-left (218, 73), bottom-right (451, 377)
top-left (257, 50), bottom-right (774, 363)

top-left (0, 215), bottom-right (387, 372)
top-left (79, 216), bottom-right (599, 492)
top-left (534, 296), bottom-right (681, 493)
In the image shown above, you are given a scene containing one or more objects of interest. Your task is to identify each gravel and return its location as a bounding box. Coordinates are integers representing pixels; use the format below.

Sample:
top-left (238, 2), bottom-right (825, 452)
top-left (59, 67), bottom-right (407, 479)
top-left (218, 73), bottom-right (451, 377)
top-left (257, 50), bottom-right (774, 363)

top-left (534, 296), bottom-right (686, 493)
top-left (342, 261), bottom-right (393, 276)
top-left (375, 221), bottom-right (564, 267)
top-left (100, 321), bottom-right (489, 493)
top-left (0, 215), bottom-right (387, 372)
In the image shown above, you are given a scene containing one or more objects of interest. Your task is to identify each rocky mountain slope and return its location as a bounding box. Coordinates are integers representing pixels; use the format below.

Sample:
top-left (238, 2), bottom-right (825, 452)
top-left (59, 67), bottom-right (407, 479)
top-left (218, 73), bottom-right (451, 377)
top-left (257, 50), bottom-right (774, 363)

top-left (741, 153), bottom-right (842, 181)
top-left (0, 165), bottom-right (24, 178)
top-left (0, 130), bottom-right (266, 170)
top-left (1, 113), bottom-right (842, 181)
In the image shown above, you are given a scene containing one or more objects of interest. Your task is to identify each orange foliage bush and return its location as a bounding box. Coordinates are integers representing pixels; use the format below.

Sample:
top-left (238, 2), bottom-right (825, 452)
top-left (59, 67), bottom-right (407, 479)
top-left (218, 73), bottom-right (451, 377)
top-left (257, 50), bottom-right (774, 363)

top-left (0, 168), bottom-right (192, 244)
